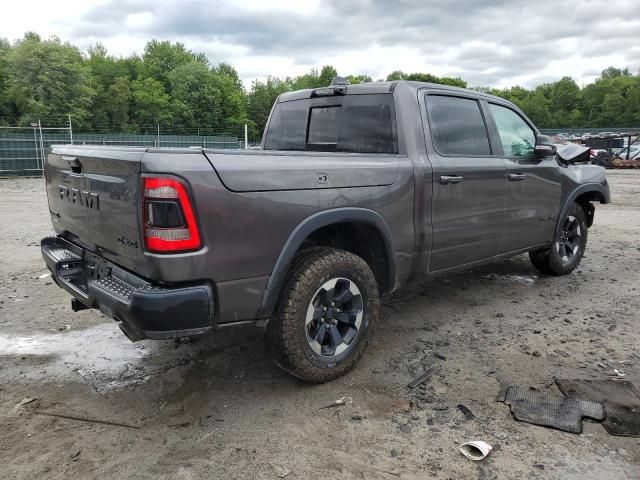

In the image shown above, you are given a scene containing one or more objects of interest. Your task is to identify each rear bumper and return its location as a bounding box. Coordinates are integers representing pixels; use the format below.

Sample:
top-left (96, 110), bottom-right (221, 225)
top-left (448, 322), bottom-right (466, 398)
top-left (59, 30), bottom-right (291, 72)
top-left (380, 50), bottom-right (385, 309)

top-left (41, 236), bottom-right (215, 340)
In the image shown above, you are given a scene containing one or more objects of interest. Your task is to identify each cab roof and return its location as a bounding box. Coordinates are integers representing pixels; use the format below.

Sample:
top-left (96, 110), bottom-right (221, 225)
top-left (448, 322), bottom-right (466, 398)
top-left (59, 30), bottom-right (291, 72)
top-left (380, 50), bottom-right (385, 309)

top-left (276, 80), bottom-right (505, 103)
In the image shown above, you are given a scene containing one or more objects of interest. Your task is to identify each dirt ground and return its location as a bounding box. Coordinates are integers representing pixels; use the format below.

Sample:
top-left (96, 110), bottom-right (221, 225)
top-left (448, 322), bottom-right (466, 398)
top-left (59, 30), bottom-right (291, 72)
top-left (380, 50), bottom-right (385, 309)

top-left (0, 172), bottom-right (639, 480)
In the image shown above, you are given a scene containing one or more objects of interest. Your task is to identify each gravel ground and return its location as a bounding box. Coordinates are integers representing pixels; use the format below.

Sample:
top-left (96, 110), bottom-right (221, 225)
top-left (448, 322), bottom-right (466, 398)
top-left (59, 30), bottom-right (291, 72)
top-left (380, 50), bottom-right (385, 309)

top-left (0, 172), bottom-right (639, 479)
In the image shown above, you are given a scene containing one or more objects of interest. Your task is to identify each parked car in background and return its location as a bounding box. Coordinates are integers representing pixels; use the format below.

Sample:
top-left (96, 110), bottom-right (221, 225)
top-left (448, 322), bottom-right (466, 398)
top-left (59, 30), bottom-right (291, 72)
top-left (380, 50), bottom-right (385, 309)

top-left (614, 145), bottom-right (640, 159)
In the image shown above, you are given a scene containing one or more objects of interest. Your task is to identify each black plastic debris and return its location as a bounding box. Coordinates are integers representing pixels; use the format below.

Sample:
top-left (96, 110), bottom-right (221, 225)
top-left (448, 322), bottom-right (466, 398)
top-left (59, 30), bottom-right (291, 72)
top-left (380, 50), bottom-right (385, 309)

top-left (407, 366), bottom-right (440, 388)
top-left (500, 385), bottom-right (604, 434)
top-left (556, 379), bottom-right (640, 437)
top-left (457, 404), bottom-right (475, 421)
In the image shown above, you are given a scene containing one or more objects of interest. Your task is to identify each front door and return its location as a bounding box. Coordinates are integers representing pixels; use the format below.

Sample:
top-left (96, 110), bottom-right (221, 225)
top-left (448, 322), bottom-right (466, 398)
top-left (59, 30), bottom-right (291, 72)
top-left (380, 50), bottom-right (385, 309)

top-left (485, 103), bottom-right (562, 253)
top-left (422, 93), bottom-right (507, 271)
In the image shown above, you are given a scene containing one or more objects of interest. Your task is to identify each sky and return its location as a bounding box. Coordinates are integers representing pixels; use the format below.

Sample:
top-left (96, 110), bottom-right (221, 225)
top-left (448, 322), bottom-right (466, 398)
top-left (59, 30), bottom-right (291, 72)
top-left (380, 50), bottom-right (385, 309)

top-left (1, 0), bottom-right (638, 89)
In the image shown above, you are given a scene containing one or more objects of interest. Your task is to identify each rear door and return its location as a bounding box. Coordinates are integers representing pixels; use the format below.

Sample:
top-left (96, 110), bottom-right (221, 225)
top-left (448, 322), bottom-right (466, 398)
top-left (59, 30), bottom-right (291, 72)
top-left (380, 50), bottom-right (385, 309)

top-left (485, 103), bottom-right (562, 252)
top-left (45, 146), bottom-right (146, 271)
top-left (421, 92), bottom-right (506, 271)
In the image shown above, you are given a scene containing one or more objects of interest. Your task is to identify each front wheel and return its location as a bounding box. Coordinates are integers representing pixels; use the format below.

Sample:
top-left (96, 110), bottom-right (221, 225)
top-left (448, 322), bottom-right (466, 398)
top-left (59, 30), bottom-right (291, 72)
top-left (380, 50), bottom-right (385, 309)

top-left (267, 247), bottom-right (379, 383)
top-left (529, 202), bottom-right (588, 276)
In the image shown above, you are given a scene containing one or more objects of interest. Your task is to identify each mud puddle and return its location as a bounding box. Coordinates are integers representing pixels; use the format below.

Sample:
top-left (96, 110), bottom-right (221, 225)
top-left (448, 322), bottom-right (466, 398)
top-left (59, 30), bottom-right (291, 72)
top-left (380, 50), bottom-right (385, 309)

top-left (0, 324), bottom-right (216, 391)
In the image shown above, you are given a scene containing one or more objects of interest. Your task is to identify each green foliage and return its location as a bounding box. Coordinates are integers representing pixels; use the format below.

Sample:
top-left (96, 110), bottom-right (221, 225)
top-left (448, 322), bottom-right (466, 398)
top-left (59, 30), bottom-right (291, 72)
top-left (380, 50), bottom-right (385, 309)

top-left (0, 38), bottom-right (12, 123)
top-left (142, 40), bottom-right (206, 92)
top-left (168, 61), bottom-right (249, 132)
top-left (385, 71), bottom-right (466, 88)
top-left (131, 77), bottom-right (172, 127)
top-left (346, 74), bottom-right (373, 84)
top-left (483, 69), bottom-right (640, 129)
top-left (0, 33), bottom-right (638, 136)
top-left (5, 33), bottom-right (95, 127)
top-left (247, 77), bottom-right (293, 138)
top-left (105, 77), bottom-right (131, 128)
top-left (386, 70), bottom-right (406, 81)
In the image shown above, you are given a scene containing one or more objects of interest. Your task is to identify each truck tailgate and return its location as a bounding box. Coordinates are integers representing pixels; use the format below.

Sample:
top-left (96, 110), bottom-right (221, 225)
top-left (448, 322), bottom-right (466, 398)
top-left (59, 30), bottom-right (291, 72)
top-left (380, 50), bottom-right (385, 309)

top-left (45, 146), bottom-right (147, 271)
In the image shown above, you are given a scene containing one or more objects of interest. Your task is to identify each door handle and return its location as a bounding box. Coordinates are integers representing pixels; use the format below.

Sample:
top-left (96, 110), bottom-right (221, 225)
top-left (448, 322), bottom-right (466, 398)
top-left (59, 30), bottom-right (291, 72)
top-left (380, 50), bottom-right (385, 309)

top-left (508, 173), bottom-right (527, 181)
top-left (440, 175), bottom-right (464, 185)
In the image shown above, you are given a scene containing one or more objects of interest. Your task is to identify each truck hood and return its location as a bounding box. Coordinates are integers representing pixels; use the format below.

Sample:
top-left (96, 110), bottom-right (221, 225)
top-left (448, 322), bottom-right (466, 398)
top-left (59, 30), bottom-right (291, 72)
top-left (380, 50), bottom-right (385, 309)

top-left (556, 143), bottom-right (591, 163)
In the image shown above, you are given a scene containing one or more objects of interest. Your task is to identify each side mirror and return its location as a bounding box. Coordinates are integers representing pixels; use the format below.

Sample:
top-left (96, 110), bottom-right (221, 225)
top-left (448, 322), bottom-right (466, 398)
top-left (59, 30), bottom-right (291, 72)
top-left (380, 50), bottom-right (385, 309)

top-left (534, 134), bottom-right (557, 158)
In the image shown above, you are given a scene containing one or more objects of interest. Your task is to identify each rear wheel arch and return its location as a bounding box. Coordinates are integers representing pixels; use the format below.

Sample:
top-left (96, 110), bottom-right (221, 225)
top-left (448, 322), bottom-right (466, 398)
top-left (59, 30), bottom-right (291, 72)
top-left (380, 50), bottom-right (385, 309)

top-left (258, 208), bottom-right (396, 317)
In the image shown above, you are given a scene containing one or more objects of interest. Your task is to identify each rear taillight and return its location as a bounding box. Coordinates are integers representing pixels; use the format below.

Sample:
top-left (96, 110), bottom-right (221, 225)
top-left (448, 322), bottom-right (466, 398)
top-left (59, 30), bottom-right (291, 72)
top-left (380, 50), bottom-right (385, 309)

top-left (142, 177), bottom-right (201, 253)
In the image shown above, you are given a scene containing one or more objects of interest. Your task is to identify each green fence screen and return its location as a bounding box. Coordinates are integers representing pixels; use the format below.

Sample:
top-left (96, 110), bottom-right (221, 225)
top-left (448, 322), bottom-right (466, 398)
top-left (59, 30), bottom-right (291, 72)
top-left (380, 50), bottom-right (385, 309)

top-left (0, 131), bottom-right (242, 177)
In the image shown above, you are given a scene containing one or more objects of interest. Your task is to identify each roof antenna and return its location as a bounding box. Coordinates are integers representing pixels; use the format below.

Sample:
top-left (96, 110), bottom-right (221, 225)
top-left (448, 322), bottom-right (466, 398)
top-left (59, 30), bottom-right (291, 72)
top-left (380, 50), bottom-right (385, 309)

top-left (330, 76), bottom-right (350, 86)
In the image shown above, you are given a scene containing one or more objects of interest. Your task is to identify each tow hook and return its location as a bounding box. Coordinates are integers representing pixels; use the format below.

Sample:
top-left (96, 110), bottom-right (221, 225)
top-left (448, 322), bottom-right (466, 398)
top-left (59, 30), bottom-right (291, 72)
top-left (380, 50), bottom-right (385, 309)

top-left (71, 298), bottom-right (89, 312)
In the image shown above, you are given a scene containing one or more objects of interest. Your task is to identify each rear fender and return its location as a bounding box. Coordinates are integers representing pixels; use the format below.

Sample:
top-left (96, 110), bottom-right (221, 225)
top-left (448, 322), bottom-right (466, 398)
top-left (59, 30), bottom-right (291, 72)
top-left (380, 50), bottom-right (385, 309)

top-left (257, 208), bottom-right (396, 317)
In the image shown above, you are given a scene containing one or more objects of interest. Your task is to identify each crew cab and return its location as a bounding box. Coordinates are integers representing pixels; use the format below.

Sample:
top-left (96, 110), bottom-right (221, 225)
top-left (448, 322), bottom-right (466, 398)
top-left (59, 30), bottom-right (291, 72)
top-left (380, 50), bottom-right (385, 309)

top-left (41, 79), bottom-right (610, 382)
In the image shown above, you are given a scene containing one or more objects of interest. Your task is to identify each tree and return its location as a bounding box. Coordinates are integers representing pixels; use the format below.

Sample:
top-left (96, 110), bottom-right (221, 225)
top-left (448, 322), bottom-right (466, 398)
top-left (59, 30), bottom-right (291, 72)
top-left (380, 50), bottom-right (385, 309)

top-left (550, 77), bottom-right (580, 114)
top-left (5, 33), bottom-right (95, 126)
top-left (104, 76), bottom-right (131, 128)
top-left (386, 71), bottom-right (466, 88)
top-left (346, 74), bottom-right (373, 84)
top-left (1, 32), bottom-right (639, 132)
top-left (318, 65), bottom-right (338, 86)
top-left (0, 38), bottom-right (12, 123)
top-left (142, 40), bottom-right (207, 92)
top-left (211, 66), bottom-right (250, 129)
top-left (247, 77), bottom-right (292, 137)
top-left (601, 66), bottom-right (631, 79)
top-left (386, 71), bottom-right (406, 81)
top-left (519, 89), bottom-right (552, 128)
top-left (131, 77), bottom-right (172, 128)
top-left (168, 61), bottom-right (250, 132)
top-left (214, 62), bottom-right (244, 91)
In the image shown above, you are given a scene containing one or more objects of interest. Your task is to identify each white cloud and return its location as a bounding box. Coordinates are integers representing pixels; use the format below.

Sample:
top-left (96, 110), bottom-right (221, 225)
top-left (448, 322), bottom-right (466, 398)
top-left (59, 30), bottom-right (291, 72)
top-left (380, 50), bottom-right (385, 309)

top-left (0, 0), bottom-right (637, 89)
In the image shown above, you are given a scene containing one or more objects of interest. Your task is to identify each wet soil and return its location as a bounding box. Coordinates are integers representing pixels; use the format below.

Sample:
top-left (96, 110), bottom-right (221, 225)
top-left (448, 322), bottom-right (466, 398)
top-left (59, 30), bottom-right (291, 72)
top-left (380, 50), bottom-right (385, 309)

top-left (0, 172), bottom-right (639, 479)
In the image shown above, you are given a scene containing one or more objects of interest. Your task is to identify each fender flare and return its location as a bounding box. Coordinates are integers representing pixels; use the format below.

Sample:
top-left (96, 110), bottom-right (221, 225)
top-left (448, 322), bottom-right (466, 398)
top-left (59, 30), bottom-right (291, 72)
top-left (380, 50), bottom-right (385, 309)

top-left (257, 207), bottom-right (397, 317)
top-left (554, 183), bottom-right (610, 236)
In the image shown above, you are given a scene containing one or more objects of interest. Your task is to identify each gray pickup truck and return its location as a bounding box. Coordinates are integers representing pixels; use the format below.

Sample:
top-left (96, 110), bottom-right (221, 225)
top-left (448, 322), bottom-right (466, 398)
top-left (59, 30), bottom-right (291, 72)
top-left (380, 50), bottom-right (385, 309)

top-left (41, 80), bottom-right (610, 382)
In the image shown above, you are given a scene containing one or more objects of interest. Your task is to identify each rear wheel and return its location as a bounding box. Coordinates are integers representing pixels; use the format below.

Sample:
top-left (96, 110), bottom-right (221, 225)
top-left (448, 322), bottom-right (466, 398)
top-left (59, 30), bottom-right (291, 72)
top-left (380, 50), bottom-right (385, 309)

top-left (529, 202), bottom-right (588, 276)
top-left (267, 247), bottom-right (379, 383)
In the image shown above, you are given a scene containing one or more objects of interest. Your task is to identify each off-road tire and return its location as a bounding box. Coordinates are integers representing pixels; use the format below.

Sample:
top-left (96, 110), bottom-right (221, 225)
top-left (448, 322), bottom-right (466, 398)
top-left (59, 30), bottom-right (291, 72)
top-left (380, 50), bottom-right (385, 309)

top-left (529, 202), bottom-right (588, 276)
top-left (267, 247), bottom-right (379, 383)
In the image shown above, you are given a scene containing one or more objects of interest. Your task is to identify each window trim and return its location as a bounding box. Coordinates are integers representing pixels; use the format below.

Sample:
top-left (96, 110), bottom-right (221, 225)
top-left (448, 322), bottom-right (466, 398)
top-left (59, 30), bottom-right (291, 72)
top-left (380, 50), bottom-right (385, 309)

top-left (424, 92), bottom-right (495, 159)
top-left (485, 101), bottom-right (538, 159)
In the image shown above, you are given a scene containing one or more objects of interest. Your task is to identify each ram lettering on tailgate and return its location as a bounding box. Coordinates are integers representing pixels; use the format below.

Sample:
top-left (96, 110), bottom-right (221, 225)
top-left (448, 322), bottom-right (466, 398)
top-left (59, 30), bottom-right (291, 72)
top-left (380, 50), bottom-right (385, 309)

top-left (58, 185), bottom-right (100, 210)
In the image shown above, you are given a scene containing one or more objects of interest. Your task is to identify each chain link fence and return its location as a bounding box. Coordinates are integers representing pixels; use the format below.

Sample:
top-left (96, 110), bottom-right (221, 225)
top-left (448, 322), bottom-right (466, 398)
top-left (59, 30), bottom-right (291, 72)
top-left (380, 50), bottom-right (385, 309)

top-left (0, 123), bottom-right (250, 177)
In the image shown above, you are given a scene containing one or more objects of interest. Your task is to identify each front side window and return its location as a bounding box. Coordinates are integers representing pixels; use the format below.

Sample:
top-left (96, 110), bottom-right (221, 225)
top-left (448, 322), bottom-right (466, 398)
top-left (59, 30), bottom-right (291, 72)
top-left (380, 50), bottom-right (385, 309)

top-left (426, 95), bottom-right (491, 156)
top-left (489, 104), bottom-right (535, 157)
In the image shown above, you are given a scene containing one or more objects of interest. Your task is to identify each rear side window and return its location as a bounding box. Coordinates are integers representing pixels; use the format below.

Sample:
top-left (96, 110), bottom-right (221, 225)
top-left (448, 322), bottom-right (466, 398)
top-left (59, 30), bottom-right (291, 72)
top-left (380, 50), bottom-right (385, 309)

top-left (264, 94), bottom-right (397, 154)
top-left (263, 101), bottom-right (307, 150)
top-left (426, 95), bottom-right (491, 156)
top-left (337, 96), bottom-right (395, 153)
